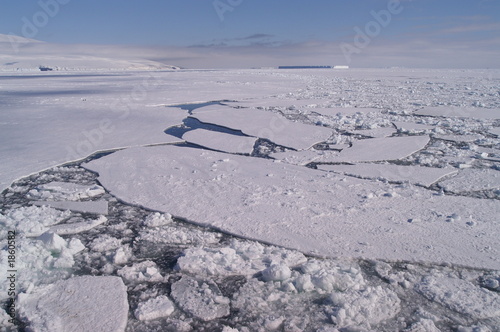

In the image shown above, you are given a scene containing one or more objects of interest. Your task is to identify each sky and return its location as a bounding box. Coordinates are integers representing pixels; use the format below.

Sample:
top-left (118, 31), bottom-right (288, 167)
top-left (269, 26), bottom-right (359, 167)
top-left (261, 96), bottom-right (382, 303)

top-left (1, 0), bottom-right (500, 68)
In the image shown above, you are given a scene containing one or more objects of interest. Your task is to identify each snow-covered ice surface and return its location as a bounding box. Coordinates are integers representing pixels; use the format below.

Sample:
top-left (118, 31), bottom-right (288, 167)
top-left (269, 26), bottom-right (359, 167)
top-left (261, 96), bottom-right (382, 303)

top-left (1, 68), bottom-right (500, 331)
top-left (182, 129), bottom-right (257, 154)
top-left (85, 144), bottom-right (500, 269)
top-left (318, 163), bottom-right (458, 187)
top-left (18, 276), bottom-right (128, 332)
top-left (191, 104), bottom-right (333, 150)
top-left (415, 106), bottom-right (500, 120)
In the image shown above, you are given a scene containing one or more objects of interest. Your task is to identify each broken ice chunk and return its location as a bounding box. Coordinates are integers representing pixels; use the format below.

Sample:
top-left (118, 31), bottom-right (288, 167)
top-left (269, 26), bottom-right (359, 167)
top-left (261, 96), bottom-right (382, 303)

top-left (134, 295), bottom-right (175, 321)
top-left (18, 276), bottom-right (128, 332)
top-left (27, 181), bottom-right (105, 201)
top-left (170, 276), bottom-right (230, 321)
top-left (32, 200), bottom-right (108, 215)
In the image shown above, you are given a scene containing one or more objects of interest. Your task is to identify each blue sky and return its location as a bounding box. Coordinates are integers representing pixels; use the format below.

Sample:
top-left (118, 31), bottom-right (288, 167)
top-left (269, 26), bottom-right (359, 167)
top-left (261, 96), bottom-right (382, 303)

top-left (1, 0), bottom-right (500, 68)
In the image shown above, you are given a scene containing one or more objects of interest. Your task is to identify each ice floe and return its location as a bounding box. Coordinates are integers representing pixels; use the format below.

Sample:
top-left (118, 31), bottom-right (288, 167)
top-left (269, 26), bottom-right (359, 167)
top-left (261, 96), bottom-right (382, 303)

top-left (351, 127), bottom-right (396, 138)
top-left (85, 145), bottom-right (500, 269)
top-left (334, 135), bottom-right (430, 162)
top-left (170, 276), bottom-right (230, 321)
top-left (415, 277), bottom-right (500, 319)
top-left (415, 106), bottom-right (500, 119)
top-left (318, 163), bottom-right (458, 187)
top-left (48, 215), bottom-right (108, 235)
top-left (270, 150), bottom-right (340, 165)
top-left (310, 107), bottom-right (382, 117)
top-left (31, 200), bottom-right (108, 215)
top-left (18, 276), bottom-right (128, 332)
top-left (191, 105), bottom-right (332, 149)
top-left (438, 168), bottom-right (500, 193)
top-left (134, 295), bottom-right (175, 321)
top-left (27, 181), bottom-right (105, 201)
top-left (182, 128), bottom-right (257, 154)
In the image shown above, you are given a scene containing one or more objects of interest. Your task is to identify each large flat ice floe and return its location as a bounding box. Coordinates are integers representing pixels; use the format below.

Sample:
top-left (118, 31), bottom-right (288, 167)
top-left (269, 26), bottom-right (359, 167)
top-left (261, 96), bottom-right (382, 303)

top-left (18, 276), bottom-right (129, 332)
top-left (318, 163), bottom-right (458, 187)
top-left (191, 105), bottom-right (332, 150)
top-left (414, 106), bottom-right (500, 119)
top-left (85, 145), bottom-right (500, 269)
top-left (182, 129), bottom-right (257, 154)
top-left (334, 135), bottom-right (430, 163)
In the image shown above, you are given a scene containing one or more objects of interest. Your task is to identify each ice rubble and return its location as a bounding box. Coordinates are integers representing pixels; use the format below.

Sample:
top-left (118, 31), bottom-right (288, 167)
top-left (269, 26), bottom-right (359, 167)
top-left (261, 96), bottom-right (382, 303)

top-left (85, 144), bottom-right (500, 269)
top-left (309, 107), bottom-right (382, 117)
top-left (270, 150), bottom-right (340, 165)
top-left (393, 121), bottom-right (435, 132)
top-left (18, 276), bottom-right (128, 332)
top-left (414, 106), bottom-right (500, 120)
top-left (191, 105), bottom-right (333, 150)
top-left (319, 163), bottom-right (458, 187)
top-left (182, 128), bottom-right (257, 154)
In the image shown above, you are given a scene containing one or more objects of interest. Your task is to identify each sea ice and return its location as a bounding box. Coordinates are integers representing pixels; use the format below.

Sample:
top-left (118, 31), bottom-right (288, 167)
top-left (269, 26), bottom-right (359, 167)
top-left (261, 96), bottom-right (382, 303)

top-left (0, 205), bottom-right (71, 237)
top-left (415, 277), bottom-right (500, 319)
top-left (310, 107), bottom-right (381, 117)
top-left (334, 135), bottom-right (430, 162)
top-left (18, 276), bottom-right (128, 332)
top-left (85, 145), bottom-right (500, 269)
top-left (434, 134), bottom-right (483, 143)
top-left (415, 106), bottom-right (500, 120)
top-left (438, 168), bottom-right (500, 193)
top-left (134, 295), bottom-right (175, 321)
top-left (224, 98), bottom-right (330, 109)
top-left (318, 163), bottom-right (458, 187)
top-left (176, 238), bottom-right (306, 277)
top-left (27, 181), bottom-right (105, 201)
top-left (182, 128), bottom-right (257, 154)
top-left (170, 276), bottom-right (230, 321)
top-left (270, 150), bottom-right (340, 165)
top-left (47, 215), bottom-right (108, 235)
top-left (117, 260), bottom-right (164, 283)
top-left (328, 286), bottom-right (401, 329)
top-left (191, 105), bottom-right (332, 150)
top-left (32, 200), bottom-right (108, 215)
top-left (392, 121), bottom-right (435, 132)
top-left (350, 127), bottom-right (396, 138)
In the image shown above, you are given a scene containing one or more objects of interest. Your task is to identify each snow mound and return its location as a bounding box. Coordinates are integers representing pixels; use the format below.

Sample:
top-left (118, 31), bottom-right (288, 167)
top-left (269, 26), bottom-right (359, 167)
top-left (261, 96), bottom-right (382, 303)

top-left (18, 276), bottom-right (128, 332)
top-left (170, 276), bottom-right (230, 321)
